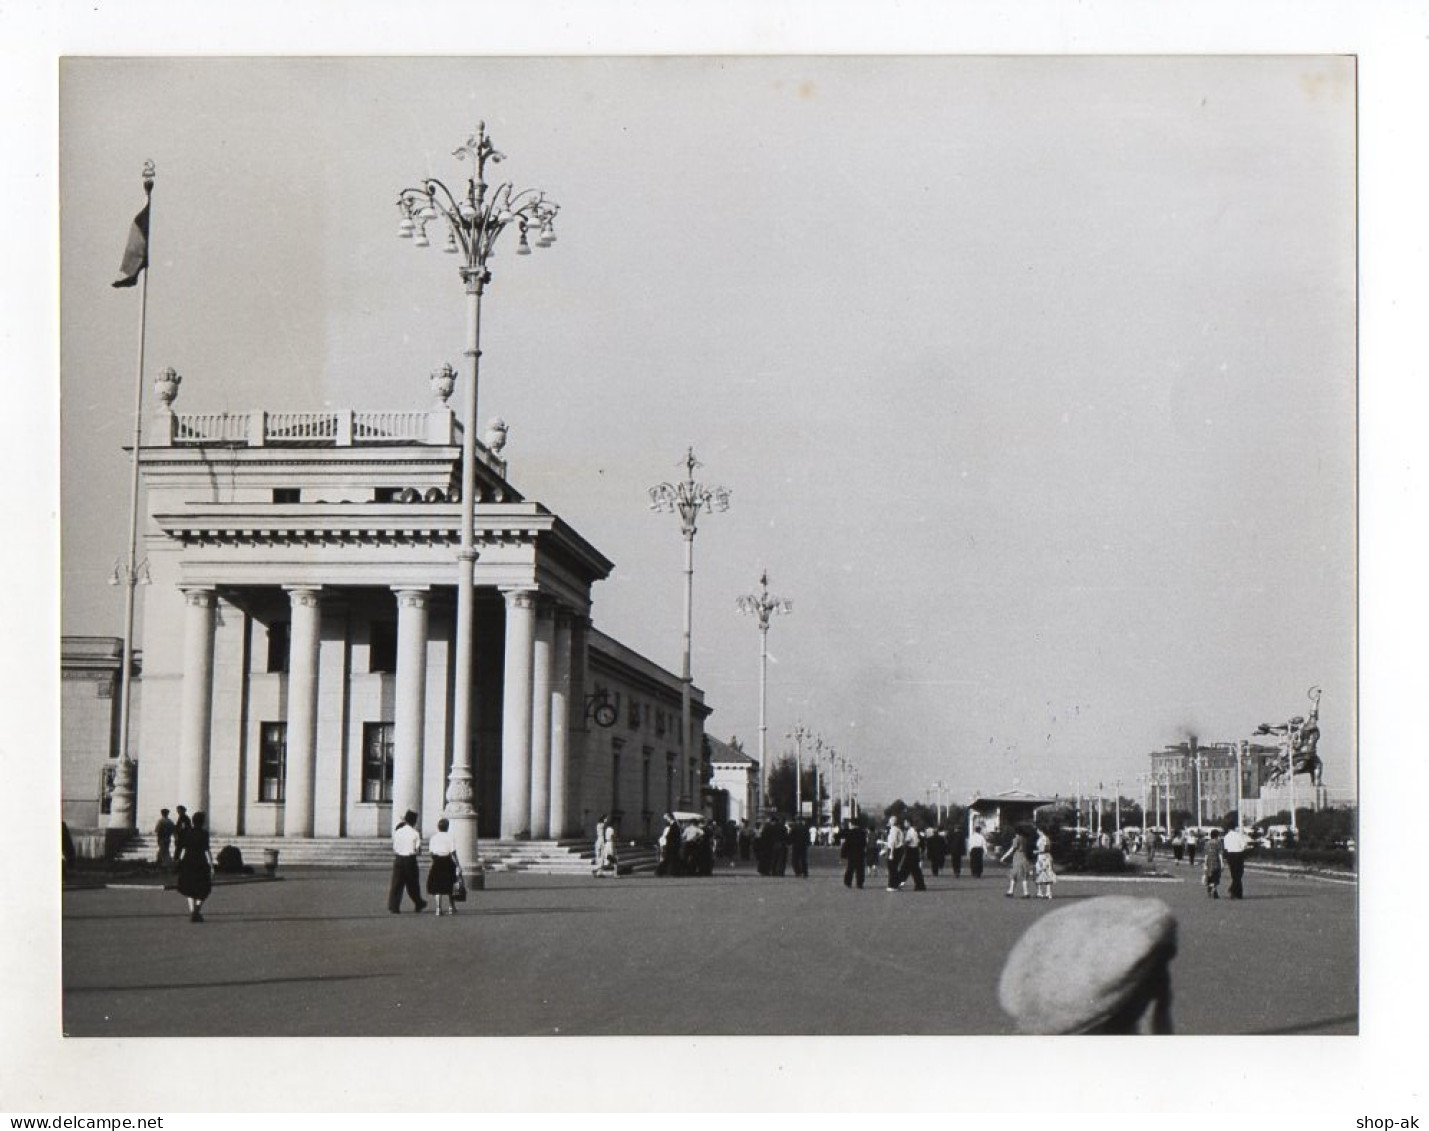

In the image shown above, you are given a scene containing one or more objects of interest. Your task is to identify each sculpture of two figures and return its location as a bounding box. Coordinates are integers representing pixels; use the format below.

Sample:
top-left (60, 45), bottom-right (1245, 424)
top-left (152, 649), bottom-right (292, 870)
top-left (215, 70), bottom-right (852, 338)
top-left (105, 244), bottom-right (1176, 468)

top-left (1256, 686), bottom-right (1323, 786)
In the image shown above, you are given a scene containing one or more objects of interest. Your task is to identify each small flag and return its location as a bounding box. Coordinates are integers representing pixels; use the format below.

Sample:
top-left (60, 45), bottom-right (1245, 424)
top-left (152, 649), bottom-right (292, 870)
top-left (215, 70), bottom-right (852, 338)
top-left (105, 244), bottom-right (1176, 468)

top-left (112, 201), bottom-right (150, 288)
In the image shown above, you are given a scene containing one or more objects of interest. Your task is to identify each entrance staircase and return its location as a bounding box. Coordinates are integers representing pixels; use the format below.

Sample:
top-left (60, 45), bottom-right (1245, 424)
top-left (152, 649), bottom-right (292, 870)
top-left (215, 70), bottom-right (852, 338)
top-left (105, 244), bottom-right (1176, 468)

top-left (117, 833), bottom-right (658, 874)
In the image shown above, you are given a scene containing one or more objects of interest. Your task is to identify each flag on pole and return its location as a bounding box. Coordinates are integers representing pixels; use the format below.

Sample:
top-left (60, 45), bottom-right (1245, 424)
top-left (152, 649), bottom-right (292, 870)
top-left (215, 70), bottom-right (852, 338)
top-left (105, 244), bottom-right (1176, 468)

top-left (112, 200), bottom-right (150, 288)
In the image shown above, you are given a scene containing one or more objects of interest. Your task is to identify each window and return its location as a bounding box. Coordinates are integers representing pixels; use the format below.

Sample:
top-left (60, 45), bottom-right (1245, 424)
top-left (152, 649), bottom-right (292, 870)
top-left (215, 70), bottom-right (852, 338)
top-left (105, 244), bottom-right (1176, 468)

top-left (666, 752), bottom-right (677, 812)
top-left (627, 695), bottom-right (641, 729)
top-left (611, 739), bottom-right (624, 812)
top-left (266, 622), bottom-right (290, 674)
top-left (641, 748), bottom-right (652, 816)
top-left (259, 722), bottom-right (287, 801)
top-left (362, 722), bottom-right (395, 802)
top-left (369, 621), bottom-right (396, 673)
top-left (272, 488), bottom-right (300, 504)
top-left (655, 710), bottom-right (666, 736)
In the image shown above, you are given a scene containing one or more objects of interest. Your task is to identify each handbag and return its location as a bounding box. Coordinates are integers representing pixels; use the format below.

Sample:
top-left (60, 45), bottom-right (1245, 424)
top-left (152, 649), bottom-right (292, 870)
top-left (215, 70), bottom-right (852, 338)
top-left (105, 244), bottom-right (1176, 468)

top-left (451, 853), bottom-right (467, 902)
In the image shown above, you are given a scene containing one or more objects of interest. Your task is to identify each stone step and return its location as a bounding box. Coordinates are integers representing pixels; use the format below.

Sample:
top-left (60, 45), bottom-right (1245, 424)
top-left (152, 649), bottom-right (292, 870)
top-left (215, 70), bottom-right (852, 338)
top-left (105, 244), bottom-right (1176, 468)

top-left (117, 832), bottom-right (660, 874)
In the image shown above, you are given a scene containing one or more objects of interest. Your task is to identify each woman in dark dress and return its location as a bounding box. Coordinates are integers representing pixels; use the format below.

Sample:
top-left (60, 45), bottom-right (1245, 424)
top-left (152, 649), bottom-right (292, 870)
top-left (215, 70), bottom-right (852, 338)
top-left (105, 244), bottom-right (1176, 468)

top-left (425, 817), bottom-right (460, 915)
top-left (175, 810), bottom-right (214, 922)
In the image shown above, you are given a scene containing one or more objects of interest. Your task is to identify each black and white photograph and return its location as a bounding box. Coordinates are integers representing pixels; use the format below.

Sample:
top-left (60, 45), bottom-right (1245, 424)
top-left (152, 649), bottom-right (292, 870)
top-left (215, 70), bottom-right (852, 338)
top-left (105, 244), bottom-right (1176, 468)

top-left (5, 1), bottom-right (1426, 1119)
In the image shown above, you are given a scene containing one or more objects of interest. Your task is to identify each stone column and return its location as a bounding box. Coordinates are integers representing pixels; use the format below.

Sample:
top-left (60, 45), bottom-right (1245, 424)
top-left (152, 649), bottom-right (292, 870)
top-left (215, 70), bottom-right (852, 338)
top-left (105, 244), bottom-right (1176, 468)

top-left (283, 585), bottom-right (322, 837)
top-left (392, 587), bottom-right (430, 822)
top-left (500, 589), bottom-right (537, 839)
top-left (568, 612), bottom-right (591, 835)
top-left (549, 608), bottom-right (574, 838)
top-left (177, 588), bottom-right (218, 815)
top-left (528, 600), bottom-right (557, 837)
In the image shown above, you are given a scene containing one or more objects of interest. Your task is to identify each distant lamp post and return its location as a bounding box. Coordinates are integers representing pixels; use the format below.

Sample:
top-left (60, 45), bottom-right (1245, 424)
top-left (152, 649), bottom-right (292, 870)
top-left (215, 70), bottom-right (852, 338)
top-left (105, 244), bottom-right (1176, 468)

top-left (651, 449), bottom-right (730, 796)
top-left (397, 122), bottom-right (559, 867)
top-left (736, 571), bottom-right (793, 812)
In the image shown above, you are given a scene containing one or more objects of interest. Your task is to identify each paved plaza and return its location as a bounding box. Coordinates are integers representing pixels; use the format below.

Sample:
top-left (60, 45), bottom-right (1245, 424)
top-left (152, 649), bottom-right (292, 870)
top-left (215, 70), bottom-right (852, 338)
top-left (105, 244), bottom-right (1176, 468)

top-left (61, 851), bottom-right (1356, 1037)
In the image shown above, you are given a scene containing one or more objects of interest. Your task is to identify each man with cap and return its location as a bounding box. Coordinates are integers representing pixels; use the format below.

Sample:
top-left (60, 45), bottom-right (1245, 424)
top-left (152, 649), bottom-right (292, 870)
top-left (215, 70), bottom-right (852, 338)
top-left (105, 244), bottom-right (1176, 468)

top-left (1222, 824), bottom-right (1250, 898)
top-left (997, 896), bottom-right (1178, 1034)
top-left (387, 809), bottom-right (428, 914)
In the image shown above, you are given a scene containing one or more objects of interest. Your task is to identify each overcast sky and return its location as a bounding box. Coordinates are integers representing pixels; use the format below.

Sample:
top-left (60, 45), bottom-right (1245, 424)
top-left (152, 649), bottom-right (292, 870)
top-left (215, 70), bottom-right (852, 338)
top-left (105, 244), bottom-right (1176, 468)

top-left (59, 55), bottom-right (1356, 806)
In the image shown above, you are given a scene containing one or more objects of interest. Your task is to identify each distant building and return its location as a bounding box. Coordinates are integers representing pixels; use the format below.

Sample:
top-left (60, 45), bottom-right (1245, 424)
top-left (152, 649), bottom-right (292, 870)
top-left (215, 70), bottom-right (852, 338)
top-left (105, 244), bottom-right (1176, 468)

top-left (1148, 736), bottom-right (1316, 826)
top-left (63, 380), bottom-right (707, 845)
top-left (61, 637), bottom-right (140, 828)
top-left (705, 736), bottom-right (758, 825)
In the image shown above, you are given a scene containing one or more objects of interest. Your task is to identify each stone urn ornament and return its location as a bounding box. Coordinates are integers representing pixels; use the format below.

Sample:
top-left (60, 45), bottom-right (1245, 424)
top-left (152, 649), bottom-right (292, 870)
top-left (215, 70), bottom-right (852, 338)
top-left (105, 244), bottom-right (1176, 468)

top-left (153, 366), bottom-right (181, 412)
top-left (430, 362), bottom-right (457, 407)
top-left (484, 417), bottom-right (508, 454)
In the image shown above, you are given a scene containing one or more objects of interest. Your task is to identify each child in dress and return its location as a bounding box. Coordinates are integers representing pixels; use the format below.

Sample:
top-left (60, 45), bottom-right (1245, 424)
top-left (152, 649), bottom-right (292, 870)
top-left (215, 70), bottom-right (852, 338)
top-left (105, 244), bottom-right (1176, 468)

top-left (1034, 828), bottom-right (1057, 899)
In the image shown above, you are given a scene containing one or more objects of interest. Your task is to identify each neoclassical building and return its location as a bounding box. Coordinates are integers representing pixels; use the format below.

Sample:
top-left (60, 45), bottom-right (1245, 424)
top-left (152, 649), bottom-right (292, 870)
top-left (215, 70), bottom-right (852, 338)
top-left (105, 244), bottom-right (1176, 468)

top-left (106, 372), bottom-right (707, 845)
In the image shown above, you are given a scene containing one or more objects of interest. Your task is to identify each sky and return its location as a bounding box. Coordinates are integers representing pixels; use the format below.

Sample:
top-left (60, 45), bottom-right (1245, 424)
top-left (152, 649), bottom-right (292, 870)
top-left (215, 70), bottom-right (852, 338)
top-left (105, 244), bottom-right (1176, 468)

top-left (56, 54), bottom-right (1358, 807)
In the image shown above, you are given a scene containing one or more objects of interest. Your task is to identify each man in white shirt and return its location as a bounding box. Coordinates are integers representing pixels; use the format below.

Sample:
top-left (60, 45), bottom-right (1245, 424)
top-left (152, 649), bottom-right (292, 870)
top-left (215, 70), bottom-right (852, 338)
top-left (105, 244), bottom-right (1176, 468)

top-left (898, 822), bottom-right (928, 891)
top-left (883, 816), bottom-right (906, 891)
top-left (387, 808), bottom-right (427, 914)
top-left (1222, 825), bottom-right (1250, 900)
top-left (968, 825), bottom-right (988, 879)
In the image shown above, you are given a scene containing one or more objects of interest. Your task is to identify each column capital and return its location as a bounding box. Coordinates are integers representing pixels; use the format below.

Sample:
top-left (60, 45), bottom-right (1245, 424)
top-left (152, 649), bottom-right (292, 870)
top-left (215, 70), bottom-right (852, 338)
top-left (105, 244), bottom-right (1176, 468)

top-left (393, 586), bottom-right (431, 610)
top-left (181, 586), bottom-right (217, 609)
top-left (502, 587), bottom-right (539, 611)
top-left (283, 584), bottom-right (323, 609)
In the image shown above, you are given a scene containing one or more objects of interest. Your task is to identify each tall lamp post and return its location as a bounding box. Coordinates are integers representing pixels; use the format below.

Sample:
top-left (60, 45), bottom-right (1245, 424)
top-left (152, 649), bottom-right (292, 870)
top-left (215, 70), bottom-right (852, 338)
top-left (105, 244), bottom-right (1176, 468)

top-left (736, 569), bottom-right (792, 814)
top-left (651, 449), bottom-right (730, 802)
top-left (397, 122), bottom-right (559, 867)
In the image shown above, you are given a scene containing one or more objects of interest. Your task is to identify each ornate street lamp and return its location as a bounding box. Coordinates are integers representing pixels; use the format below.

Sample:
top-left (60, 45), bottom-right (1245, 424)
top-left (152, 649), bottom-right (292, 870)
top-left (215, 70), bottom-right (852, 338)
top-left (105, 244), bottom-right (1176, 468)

top-left (650, 448), bottom-right (730, 803)
top-left (397, 122), bottom-right (558, 867)
top-left (735, 571), bottom-right (793, 814)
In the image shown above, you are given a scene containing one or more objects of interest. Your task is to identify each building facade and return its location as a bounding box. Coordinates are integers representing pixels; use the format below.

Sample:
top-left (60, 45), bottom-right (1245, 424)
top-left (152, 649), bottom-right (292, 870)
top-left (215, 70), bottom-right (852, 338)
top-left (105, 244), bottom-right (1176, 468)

top-left (78, 378), bottom-right (704, 845)
top-left (1147, 738), bottom-right (1304, 826)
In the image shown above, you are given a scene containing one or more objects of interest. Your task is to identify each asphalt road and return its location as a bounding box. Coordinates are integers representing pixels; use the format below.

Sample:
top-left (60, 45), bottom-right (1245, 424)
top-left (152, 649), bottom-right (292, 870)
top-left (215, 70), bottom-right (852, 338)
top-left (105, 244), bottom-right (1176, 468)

top-left (61, 852), bottom-right (1356, 1037)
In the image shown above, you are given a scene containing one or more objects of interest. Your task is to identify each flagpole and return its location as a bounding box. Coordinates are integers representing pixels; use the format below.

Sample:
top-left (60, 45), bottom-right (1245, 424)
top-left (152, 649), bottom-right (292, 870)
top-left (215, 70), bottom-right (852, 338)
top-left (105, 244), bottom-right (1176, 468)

top-left (109, 161), bottom-right (155, 831)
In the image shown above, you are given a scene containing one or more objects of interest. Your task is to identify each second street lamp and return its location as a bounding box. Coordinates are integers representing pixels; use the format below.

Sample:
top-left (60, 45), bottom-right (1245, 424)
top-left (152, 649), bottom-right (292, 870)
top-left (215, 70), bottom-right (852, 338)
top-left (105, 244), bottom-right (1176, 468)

top-left (396, 122), bottom-right (558, 868)
top-left (737, 571), bottom-right (793, 816)
top-left (650, 448), bottom-right (730, 806)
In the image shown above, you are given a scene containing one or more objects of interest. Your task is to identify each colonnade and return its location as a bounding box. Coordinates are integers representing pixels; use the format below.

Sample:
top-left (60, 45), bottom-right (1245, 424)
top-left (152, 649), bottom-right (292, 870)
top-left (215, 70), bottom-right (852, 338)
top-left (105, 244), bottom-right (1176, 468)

top-left (172, 583), bottom-right (588, 839)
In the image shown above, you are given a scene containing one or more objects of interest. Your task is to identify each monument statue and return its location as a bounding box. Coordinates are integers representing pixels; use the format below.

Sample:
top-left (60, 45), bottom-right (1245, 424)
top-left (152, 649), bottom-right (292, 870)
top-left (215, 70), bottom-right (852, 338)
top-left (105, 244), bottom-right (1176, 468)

top-left (1255, 686), bottom-right (1323, 787)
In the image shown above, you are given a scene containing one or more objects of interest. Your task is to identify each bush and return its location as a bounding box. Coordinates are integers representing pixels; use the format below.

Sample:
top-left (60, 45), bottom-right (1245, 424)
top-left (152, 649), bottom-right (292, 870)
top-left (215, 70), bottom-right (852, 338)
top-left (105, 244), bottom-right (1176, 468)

top-left (1083, 847), bottom-right (1128, 874)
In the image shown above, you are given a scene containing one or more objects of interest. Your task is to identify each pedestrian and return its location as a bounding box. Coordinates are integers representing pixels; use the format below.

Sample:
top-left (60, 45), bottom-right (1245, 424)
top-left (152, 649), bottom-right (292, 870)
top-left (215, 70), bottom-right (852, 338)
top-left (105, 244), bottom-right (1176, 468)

top-left (387, 808), bottom-right (427, 914)
top-left (1222, 824), bottom-right (1250, 899)
top-left (790, 816), bottom-right (810, 878)
top-left (882, 815), bottom-right (906, 891)
top-left (840, 819), bottom-right (868, 889)
top-left (173, 804), bottom-right (193, 866)
top-left (154, 808), bottom-right (175, 867)
top-left (926, 827), bottom-right (947, 876)
top-left (948, 824), bottom-right (965, 877)
top-left (657, 813), bottom-right (680, 876)
top-left (898, 821), bottom-right (928, 891)
top-left (1034, 826), bottom-right (1056, 900)
top-left (1002, 826), bottom-right (1034, 899)
top-left (1202, 828), bottom-right (1224, 898)
top-left (998, 896), bottom-right (1178, 1034)
top-left (426, 817), bottom-right (461, 916)
top-left (753, 818), bottom-right (772, 876)
top-left (174, 810), bottom-right (214, 923)
top-left (1144, 828), bottom-right (1157, 867)
top-left (1186, 830), bottom-right (1200, 868)
top-left (771, 816), bottom-right (790, 877)
top-left (599, 824), bottom-right (619, 878)
top-left (591, 814), bottom-right (608, 878)
top-left (968, 824), bottom-right (987, 879)
top-left (737, 820), bottom-right (753, 862)
top-left (1171, 829), bottom-right (1185, 864)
